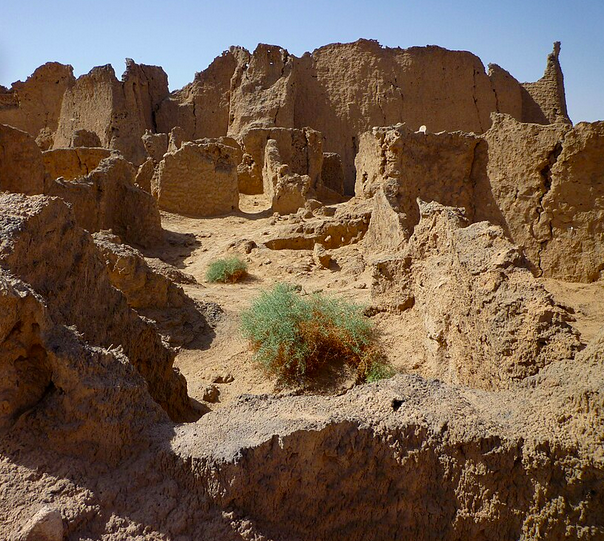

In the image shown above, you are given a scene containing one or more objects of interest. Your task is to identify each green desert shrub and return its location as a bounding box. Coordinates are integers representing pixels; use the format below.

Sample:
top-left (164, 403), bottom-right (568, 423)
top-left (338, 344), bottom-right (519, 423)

top-left (240, 283), bottom-right (393, 384)
top-left (206, 256), bottom-right (248, 283)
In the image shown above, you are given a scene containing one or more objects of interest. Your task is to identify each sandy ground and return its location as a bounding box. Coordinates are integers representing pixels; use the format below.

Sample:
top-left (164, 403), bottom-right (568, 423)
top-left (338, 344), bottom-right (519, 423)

top-left (151, 195), bottom-right (604, 412)
top-left (152, 195), bottom-right (372, 410)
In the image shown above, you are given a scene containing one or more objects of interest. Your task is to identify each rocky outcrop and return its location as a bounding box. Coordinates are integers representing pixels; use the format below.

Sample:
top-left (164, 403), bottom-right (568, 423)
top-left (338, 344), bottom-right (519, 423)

top-left (0, 63), bottom-right (75, 146)
top-left (42, 147), bottom-right (112, 181)
top-left (151, 139), bottom-right (240, 216)
top-left (371, 201), bottom-right (581, 390)
top-left (47, 156), bottom-right (164, 247)
top-left (93, 232), bottom-right (214, 346)
top-left (0, 193), bottom-right (193, 422)
top-left (0, 124), bottom-right (46, 195)
top-left (53, 60), bottom-right (169, 165)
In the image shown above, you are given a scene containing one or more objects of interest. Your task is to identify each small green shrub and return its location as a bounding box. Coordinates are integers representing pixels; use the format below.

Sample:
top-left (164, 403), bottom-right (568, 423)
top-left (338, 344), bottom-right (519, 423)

top-left (206, 256), bottom-right (248, 283)
top-left (240, 283), bottom-right (393, 385)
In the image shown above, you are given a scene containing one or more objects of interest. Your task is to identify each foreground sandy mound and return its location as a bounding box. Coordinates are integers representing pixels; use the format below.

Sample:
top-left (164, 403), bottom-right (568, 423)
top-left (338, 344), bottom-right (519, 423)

top-left (2, 358), bottom-right (602, 539)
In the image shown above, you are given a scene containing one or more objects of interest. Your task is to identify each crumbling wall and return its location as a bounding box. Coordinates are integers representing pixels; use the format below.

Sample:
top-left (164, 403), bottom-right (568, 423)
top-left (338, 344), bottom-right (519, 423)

top-left (0, 63), bottom-right (75, 148)
top-left (152, 140), bottom-right (239, 216)
top-left (295, 40), bottom-right (499, 189)
top-left (0, 269), bottom-right (169, 458)
top-left (53, 60), bottom-right (169, 165)
top-left (356, 114), bottom-right (604, 282)
top-left (47, 156), bottom-right (164, 247)
top-left (228, 44), bottom-right (297, 135)
top-left (355, 124), bottom-right (479, 247)
top-left (155, 41), bottom-right (569, 193)
top-left (42, 147), bottom-right (112, 181)
top-left (0, 124), bottom-right (46, 194)
top-left (70, 128), bottom-right (102, 148)
top-left (263, 138), bottom-right (310, 214)
top-left (535, 120), bottom-right (604, 281)
top-left (238, 126), bottom-right (322, 197)
top-left (174, 364), bottom-right (604, 541)
top-left (487, 63), bottom-right (523, 120)
top-left (478, 114), bottom-right (604, 282)
top-left (141, 130), bottom-right (168, 162)
top-left (156, 48), bottom-right (247, 140)
top-left (521, 42), bottom-right (571, 125)
top-left (2, 41), bottom-right (569, 191)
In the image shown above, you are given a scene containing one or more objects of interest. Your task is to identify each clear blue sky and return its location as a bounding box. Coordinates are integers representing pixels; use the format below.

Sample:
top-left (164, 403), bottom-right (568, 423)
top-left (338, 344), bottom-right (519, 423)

top-left (1, 0), bottom-right (602, 122)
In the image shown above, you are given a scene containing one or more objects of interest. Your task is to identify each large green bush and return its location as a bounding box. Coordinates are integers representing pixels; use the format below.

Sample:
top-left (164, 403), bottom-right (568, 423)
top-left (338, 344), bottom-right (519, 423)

top-left (240, 283), bottom-right (393, 384)
top-left (206, 256), bottom-right (248, 283)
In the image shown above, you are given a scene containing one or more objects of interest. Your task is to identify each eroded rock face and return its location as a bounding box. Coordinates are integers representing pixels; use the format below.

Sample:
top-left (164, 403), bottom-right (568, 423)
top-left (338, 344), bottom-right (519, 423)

top-left (371, 201), bottom-right (581, 390)
top-left (0, 269), bottom-right (167, 460)
top-left (0, 193), bottom-right (192, 422)
top-left (0, 124), bottom-right (46, 195)
top-left (42, 147), bottom-right (112, 181)
top-left (53, 60), bottom-right (169, 165)
top-left (47, 155), bottom-right (164, 247)
top-left (152, 140), bottom-right (240, 217)
top-left (0, 63), bottom-right (75, 145)
top-left (93, 232), bottom-right (214, 346)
